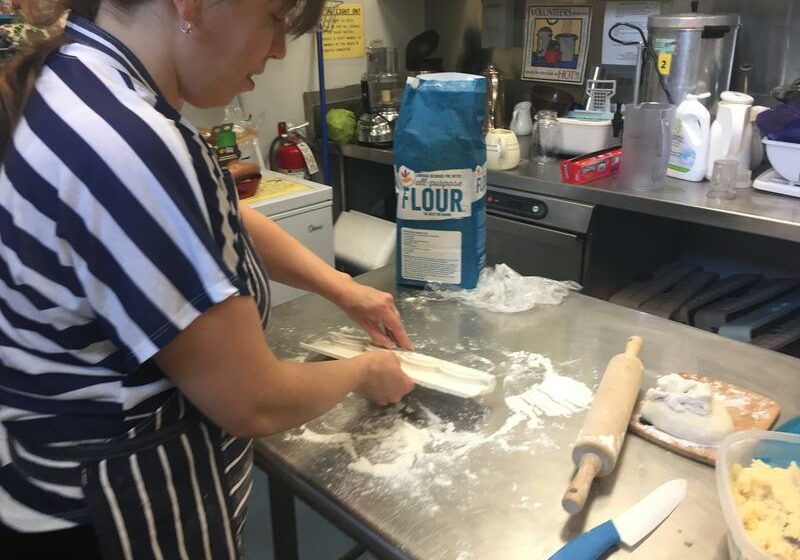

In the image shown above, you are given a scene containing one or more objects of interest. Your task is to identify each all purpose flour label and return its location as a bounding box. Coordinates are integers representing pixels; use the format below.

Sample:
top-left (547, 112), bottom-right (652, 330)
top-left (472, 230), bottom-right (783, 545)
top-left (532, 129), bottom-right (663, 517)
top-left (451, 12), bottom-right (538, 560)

top-left (393, 72), bottom-right (487, 289)
top-left (396, 165), bottom-right (486, 284)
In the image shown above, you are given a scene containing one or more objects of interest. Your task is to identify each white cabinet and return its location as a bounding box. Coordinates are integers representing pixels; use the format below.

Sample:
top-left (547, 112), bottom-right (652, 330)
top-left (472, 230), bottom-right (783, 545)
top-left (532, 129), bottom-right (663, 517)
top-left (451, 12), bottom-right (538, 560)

top-left (246, 172), bottom-right (334, 306)
top-left (268, 202), bottom-right (334, 306)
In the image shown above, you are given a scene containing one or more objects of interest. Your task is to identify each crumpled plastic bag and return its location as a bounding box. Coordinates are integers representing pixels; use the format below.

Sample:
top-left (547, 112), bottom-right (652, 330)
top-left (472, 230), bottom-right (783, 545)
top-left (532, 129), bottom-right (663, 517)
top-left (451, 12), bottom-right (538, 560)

top-left (425, 264), bottom-right (581, 313)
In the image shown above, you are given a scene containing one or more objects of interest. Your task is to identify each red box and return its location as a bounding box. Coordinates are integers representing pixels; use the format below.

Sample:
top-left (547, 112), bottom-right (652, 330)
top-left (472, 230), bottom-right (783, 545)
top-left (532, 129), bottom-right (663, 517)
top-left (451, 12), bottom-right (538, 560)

top-left (560, 147), bottom-right (622, 185)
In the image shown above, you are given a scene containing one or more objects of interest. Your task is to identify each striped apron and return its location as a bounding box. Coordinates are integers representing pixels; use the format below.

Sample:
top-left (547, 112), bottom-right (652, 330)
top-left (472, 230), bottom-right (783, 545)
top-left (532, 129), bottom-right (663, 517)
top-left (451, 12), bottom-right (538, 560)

top-left (9, 391), bottom-right (255, 559)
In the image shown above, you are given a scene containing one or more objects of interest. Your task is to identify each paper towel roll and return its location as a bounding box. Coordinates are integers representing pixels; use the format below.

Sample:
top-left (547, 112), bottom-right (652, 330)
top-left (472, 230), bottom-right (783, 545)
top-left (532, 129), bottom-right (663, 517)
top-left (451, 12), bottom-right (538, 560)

top-left (334, 211), bottom-right (396, 273)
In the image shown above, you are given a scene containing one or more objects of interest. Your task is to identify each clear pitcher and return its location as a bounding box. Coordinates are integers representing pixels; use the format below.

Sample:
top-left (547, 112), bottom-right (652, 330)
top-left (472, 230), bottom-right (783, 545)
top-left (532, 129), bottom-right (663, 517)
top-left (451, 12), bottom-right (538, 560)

top-left (620, 102), bottom-right (675, 190)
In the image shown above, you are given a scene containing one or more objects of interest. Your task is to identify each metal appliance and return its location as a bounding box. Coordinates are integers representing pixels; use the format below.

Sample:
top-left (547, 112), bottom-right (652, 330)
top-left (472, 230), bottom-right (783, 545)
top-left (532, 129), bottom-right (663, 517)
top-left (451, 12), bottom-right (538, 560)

top-left (485, 184), bottom-right (678, 298)
top-left (364, 41), bottom-right (403, 112)
top-left (358, 41), bottom-right (400, 147)
top-left (357, 79), bottom-right (393, 147)
top-left (485, 186), bottom-right (593, 282)
top-left (643, 12), bottom-right (740, 107)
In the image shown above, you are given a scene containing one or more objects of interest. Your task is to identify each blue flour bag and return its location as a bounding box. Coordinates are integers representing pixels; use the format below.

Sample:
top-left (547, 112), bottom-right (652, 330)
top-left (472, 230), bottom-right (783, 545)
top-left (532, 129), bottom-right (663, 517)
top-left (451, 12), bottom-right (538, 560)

top-left (394, 73), bottom-right (487, 289)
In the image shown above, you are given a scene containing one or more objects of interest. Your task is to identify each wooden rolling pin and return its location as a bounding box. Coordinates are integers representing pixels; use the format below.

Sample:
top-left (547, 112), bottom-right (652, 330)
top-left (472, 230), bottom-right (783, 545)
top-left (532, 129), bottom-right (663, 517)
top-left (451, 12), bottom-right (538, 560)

top-left (562, 336), bottom-right (644, 515)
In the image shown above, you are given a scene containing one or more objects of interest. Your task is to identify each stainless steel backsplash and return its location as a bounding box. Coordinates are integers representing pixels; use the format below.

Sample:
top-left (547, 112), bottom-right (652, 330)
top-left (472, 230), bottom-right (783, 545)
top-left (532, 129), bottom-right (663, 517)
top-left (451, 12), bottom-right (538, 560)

top-left (423, 0), bottom-right (799, 115)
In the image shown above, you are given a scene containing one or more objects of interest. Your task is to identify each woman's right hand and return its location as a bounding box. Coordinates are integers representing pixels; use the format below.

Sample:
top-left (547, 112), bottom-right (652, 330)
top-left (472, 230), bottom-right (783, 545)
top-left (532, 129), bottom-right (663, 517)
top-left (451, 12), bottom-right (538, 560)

top-left (354, 351), bottom-right (415, 406)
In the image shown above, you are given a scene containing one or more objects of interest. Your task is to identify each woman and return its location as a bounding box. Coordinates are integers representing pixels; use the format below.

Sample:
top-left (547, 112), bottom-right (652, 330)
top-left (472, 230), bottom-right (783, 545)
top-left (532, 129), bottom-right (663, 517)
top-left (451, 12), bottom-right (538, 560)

top-left (0, 0), bottom-right (415, 557)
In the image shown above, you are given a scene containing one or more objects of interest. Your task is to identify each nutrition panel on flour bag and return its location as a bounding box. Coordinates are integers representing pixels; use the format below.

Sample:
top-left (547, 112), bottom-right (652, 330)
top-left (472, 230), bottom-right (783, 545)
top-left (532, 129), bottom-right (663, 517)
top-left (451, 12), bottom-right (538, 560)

top-left (394, 72), bottom-right (487, 289)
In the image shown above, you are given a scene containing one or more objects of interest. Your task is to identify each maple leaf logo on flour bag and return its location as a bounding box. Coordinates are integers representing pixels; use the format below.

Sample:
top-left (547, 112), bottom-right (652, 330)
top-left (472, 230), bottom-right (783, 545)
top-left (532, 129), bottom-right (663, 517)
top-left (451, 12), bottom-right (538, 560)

top-left (398, 166), bottom-right (415, 187)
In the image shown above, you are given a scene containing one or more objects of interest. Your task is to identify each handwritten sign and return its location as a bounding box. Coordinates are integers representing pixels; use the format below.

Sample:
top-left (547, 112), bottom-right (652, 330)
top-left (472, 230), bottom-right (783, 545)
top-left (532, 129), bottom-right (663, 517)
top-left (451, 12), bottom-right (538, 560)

top-left (322, 3), bottom-right (364, 60)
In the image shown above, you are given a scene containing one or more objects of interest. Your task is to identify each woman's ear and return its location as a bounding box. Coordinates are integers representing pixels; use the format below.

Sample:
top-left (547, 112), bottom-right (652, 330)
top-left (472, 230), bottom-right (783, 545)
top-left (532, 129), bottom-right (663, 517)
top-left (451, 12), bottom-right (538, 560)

top-left (171, 0), bottom-right (200, 26)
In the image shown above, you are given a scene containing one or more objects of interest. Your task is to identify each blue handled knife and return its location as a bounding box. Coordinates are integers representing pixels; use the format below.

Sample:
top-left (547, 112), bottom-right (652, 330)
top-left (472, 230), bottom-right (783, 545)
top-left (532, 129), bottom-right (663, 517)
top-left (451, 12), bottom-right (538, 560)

top-left (549, 479), bottom-right (687, 560)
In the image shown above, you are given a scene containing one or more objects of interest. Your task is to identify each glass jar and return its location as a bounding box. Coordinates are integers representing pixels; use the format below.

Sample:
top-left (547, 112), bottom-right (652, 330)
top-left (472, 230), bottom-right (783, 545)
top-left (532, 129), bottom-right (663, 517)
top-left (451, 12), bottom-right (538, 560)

top-left (531, 109), bottom-right (559, 163)
top-left (707, 159), bottom-right (738, 201)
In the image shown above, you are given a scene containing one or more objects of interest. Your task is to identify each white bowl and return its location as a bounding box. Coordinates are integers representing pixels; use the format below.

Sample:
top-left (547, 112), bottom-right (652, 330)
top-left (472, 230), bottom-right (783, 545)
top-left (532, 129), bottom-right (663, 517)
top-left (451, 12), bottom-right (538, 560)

top-left (556, 117), bottom-right (616, 156)
top-left (763, 138), bottom-right (800, 185)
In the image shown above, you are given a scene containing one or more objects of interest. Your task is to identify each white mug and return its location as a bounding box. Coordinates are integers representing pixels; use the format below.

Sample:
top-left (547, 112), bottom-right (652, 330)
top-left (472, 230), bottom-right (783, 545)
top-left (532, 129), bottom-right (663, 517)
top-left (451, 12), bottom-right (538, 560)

top-left (486, 129), bottom-right (521, 170)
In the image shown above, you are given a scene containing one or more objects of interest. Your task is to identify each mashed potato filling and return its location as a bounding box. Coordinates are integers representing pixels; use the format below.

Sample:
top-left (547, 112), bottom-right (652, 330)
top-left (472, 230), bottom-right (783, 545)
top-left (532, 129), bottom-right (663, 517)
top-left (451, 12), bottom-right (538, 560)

top-left (732, 460), bottom-right (800, 560)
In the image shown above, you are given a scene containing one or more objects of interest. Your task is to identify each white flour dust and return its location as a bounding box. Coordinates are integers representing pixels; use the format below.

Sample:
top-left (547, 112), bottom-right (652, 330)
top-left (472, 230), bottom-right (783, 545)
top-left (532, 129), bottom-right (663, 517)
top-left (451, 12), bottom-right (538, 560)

top-left (505, 371), bottom-right (594, 428)
top-left (286, 407), bottom-right (503, 482)
top-left (347, 420), bottom-right (433, 478)
top-left (284, 351), bottom-right (594, 484)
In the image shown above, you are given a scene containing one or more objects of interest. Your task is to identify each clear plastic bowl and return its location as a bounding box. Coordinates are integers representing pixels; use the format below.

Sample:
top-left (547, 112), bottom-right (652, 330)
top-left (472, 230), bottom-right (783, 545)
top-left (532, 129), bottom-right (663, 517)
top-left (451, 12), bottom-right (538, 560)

top-left (715, 430), bottom-right (800, 560)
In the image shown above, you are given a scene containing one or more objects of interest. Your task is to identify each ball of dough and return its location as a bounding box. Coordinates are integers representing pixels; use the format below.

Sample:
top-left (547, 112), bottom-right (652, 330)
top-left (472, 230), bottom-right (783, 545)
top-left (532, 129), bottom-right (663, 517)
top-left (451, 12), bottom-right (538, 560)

top-left (641, 395), bottom-right (734, 445)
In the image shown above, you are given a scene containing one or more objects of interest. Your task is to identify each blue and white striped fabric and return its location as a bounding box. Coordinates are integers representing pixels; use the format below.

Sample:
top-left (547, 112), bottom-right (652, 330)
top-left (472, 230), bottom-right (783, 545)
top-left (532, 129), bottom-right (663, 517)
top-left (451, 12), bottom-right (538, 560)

top-left (0, 13), bottom-right (269, 548)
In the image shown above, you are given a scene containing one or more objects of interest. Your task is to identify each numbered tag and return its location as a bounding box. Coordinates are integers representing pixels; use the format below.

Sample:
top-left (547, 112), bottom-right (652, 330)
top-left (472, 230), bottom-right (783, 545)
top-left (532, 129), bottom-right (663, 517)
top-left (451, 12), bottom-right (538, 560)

top-left (657, 52), bottom-right (672, 76)
top-left (296, 142), bottom-right (319, 175)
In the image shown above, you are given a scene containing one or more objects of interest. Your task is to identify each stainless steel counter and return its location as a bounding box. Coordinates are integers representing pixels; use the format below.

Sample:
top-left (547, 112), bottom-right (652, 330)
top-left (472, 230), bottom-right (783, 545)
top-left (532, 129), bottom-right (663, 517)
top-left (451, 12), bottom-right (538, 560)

top-left (336, 143), bottom-right (800, 243)
top-left (491, 163), bottom-right (800, 244)
top-left (255, 266), bottom-right (800, 560)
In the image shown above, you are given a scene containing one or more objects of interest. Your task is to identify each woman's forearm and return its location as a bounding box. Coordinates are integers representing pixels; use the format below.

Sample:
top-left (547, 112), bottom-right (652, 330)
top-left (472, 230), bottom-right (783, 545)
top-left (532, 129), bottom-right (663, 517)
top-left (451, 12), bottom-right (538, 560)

top-left (240, 205), bottom-right (354, 304)
top-left (155, 296), bottom-right (410, 437)
top-left (240, 206), bottom-right (413, 350)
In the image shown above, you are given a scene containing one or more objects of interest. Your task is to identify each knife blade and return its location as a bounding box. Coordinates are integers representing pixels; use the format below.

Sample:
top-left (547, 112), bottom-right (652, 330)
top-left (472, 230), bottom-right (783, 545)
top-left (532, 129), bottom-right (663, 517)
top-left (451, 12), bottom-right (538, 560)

top-left (549, 479), bottom-right (687, 560)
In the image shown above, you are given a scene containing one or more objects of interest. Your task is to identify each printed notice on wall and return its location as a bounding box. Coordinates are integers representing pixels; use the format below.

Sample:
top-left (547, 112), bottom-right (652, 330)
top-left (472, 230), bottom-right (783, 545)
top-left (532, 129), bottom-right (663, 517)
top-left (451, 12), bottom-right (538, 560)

top-left (322, 3), bottom-right (365, 60)
top-left (522, 5), bottom-right (592, 84)
top-left (601, 1), bottom-right (661, 65)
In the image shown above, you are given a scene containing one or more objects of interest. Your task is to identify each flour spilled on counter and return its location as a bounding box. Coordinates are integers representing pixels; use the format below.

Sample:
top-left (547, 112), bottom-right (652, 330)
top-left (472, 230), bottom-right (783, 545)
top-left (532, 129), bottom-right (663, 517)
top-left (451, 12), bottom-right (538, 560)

top-left (285, 350), bottom-right (594, 483)
top-left (505, 374), bottom-right (593, 428)
top-left (348, 420), bottom-right (433, 478)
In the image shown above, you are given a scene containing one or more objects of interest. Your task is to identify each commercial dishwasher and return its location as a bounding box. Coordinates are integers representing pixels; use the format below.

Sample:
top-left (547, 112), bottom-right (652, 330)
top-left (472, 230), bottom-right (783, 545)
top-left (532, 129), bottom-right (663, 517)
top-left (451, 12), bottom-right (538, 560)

top-left (485, 185), bottom-right (676, 299)
top-left (486, 185), bottom-right (593, 282)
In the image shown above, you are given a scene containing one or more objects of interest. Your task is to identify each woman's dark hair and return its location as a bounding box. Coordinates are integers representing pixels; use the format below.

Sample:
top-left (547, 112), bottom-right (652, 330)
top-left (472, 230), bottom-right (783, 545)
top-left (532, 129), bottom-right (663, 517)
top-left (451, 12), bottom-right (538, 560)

top-left (0, 0), bottom-right (324, 156)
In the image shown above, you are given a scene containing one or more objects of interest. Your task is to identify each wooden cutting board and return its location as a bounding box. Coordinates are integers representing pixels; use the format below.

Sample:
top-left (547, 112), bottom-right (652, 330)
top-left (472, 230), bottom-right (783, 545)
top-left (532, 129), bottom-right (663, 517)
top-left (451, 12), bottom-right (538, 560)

top-left (629, 372), bottom-right (781, 465)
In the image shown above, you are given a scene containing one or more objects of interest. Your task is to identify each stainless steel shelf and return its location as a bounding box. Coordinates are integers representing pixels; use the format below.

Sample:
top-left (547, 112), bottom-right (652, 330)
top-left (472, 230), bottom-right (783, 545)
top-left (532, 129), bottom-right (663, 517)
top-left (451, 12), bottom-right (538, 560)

top-left (336, 143), bottom-right (800, 243)
top-left (335, 142), bottom-right (394, 166)
top-left (491, 164), bottom-right (800, 244)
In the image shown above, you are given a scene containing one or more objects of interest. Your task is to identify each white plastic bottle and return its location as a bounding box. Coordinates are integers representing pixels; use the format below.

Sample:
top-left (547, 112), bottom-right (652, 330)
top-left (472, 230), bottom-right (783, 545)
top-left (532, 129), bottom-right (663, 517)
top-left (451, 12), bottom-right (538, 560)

top-left (667, 93), bottom-right (711, 182)
top-left (706, 91), bottom-right (754, 179)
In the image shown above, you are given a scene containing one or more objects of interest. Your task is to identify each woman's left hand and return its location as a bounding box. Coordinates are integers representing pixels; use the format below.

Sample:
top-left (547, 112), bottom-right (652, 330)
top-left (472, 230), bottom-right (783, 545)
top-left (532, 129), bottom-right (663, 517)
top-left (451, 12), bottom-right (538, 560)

top-left (333, 278), bottom-right (414, 351)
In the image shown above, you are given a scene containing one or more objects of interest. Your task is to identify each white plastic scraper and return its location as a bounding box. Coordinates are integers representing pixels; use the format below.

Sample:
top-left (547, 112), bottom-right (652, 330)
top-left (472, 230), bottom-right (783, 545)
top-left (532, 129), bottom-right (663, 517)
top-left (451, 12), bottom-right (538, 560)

top-left (549, 478), bottom-right (687, 559)
top-left (301, 332), bottom-right (495, 399)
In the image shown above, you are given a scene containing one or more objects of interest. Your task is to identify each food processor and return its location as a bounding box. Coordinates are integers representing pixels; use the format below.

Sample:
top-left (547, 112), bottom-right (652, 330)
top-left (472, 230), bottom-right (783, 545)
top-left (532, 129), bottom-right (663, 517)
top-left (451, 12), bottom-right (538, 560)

top-left (357, 41), bottom-right (403, 147)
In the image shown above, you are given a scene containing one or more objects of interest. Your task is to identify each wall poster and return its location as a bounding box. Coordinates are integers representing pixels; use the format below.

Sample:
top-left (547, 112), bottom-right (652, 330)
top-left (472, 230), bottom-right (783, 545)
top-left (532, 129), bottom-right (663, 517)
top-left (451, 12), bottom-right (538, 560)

top-left (522, 4), bottom-right (592, 84)
top-left (321, 2), bottom-right (365, 60)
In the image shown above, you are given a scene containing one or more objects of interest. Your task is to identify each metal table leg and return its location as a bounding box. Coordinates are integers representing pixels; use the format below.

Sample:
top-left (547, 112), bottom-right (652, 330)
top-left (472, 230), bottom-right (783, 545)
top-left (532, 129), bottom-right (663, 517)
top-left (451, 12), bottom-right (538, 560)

top-left (255, 450), bottom-right (410, 560)
top-left (268, 474), bottom-right (299, 560)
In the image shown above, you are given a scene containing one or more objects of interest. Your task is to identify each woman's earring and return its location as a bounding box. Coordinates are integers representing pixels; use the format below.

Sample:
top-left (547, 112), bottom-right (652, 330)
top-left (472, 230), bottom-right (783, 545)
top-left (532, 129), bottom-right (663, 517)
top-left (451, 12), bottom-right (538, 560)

top-left (179, 21), bottom-right (193, 34)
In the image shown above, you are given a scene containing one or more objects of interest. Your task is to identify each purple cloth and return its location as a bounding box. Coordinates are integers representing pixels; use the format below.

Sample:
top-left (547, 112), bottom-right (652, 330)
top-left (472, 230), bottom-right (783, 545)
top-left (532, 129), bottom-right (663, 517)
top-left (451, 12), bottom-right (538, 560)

top-left (757, 102), bottom-right (800, 144)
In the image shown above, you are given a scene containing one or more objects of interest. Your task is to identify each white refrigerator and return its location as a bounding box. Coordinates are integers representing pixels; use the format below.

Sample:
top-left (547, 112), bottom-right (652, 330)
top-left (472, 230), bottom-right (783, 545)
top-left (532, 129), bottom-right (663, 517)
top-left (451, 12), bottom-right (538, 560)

top-left (246, 171), bottom-right (334, 306)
